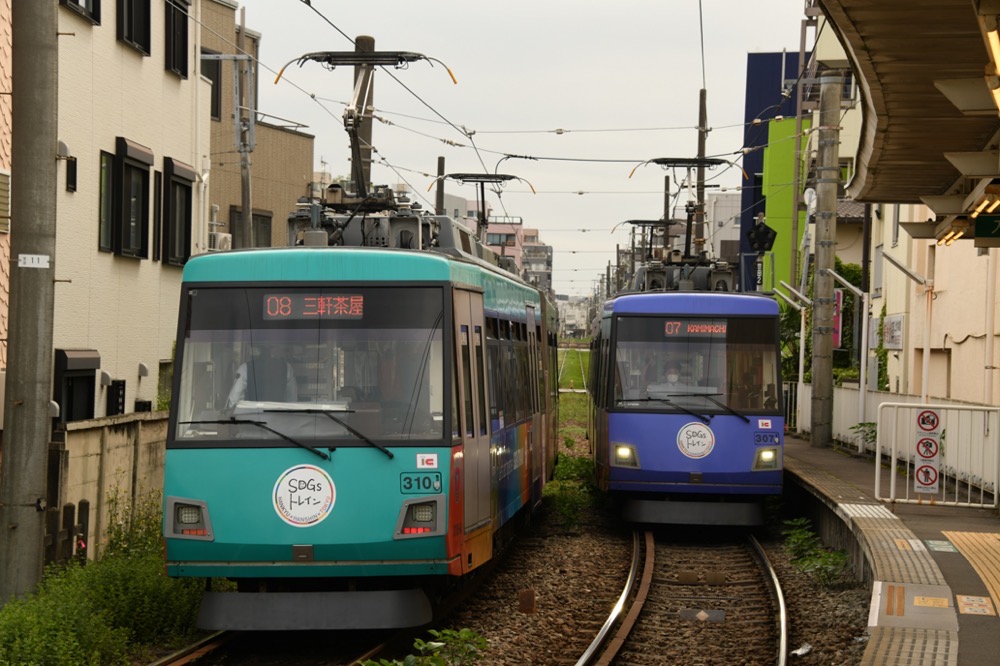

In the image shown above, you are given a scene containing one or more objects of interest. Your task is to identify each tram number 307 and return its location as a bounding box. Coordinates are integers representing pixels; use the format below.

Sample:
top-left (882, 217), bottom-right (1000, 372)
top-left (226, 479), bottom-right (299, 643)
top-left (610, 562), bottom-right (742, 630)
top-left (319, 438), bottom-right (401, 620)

top-left (400, 472), bottom-right (442, 494)
top-left (753, 432), bottom-right (780, 445)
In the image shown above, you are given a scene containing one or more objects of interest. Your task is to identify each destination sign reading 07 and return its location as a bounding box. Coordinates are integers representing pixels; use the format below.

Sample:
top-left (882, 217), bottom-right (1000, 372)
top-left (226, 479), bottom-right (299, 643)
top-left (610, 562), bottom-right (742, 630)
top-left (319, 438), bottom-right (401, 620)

top-left (664, 320), bottom-right (727, 337)
top-left (263, 293), bottom-right (364, 320)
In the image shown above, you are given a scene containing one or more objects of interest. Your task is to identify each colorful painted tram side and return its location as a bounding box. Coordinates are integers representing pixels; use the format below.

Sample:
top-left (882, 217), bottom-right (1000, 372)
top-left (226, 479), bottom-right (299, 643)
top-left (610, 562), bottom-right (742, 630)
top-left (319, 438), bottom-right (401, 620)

top-left (162, 245), bottom-right (558, 630)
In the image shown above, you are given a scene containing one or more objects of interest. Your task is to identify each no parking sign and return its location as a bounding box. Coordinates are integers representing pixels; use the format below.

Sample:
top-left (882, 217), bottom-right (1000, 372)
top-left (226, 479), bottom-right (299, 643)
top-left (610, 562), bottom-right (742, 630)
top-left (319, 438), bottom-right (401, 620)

top-left (915, 409), bottom-right (940, 494)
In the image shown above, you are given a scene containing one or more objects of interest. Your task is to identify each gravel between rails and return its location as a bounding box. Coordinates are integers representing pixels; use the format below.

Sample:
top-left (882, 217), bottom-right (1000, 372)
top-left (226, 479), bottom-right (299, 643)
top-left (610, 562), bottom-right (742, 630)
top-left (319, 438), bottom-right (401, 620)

top-left (438, 499), bottom-right (870, 666)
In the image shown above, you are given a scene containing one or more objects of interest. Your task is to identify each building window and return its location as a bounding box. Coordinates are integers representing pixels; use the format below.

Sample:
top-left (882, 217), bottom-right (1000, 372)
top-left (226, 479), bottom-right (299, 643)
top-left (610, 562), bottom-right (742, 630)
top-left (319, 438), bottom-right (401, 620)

top-left (98, 152), bottom-right (114, 251)
top-left (0, 170), bottom-right (10, 234)
top-left (60, 0), bottom-right (101, 24)
top-left (117, 0), bottom-right (151, 55)
top-left (201, 49), bottom-right (222, 120)
top-left (112, 137), bottom-right (153, 258)
top-left (165, 0), bottom-right (189, 77)
top-left (229, 207), bottom-right (272, 248)
top-left (163, 157), bottom-right (195, 265)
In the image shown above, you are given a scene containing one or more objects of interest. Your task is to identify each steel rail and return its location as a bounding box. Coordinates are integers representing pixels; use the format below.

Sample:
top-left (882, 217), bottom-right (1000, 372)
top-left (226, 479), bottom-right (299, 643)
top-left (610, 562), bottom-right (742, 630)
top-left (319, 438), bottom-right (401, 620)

top-left (574, 529), bottom-right (651, 666)
top-left (747, 534), bottom-right (788, 666)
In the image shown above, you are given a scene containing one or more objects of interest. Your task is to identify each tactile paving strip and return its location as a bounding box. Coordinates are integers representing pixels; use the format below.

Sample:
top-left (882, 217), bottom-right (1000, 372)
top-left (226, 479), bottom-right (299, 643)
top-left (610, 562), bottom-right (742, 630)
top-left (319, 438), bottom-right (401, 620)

top-left (786, 454), bottom-right (959, 664)
top-left (864, 627), bottom-right (958, 666)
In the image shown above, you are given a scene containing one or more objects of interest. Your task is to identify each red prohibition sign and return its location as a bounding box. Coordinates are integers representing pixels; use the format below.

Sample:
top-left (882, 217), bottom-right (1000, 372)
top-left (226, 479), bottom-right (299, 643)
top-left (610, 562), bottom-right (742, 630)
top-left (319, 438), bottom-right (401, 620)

top-left (917, 410), bottom-right (940, 432)
top-left (916, 465), bottom-right (938, 486)
top-left (917, 438), bottom-right (939, 459)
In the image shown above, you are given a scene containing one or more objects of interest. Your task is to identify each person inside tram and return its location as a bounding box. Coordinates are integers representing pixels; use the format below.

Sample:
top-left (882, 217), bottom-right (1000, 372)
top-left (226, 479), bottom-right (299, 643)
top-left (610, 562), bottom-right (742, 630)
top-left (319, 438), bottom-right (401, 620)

top-left (646, 361), bottom-right (690, 397)
top-left (225, 346), bottom-right (299, 410)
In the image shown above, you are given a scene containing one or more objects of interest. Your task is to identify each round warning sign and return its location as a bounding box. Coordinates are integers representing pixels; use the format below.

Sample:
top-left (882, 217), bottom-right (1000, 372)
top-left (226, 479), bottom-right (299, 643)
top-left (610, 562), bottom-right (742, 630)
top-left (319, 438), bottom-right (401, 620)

top-left (916, 437), bottom-right (939, 459)
top-left (273, 464), bottom-right (336, 527)
top-left (917, 410), bottom-right (940, 432)
top-left (677, 422), bottom-right (716, 459)
top-left (916, 464), bottom-right (939, 487)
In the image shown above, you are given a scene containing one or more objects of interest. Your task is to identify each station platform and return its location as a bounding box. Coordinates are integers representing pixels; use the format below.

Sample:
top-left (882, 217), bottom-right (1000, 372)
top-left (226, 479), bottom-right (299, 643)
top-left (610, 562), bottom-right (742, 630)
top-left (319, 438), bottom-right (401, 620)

top-left (784, 436), bottom-right (1000, 666)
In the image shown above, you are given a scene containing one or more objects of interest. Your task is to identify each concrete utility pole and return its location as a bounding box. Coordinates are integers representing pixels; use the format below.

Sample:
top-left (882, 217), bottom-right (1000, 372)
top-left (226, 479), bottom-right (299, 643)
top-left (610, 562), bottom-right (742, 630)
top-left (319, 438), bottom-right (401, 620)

top-left (0, 0), bottom-right (59, 602)
top-left (236, 9), bottom-right (254, 248)
top-left (695, 89), bottom-right (708, 258)
top-left (810, 74), bottom-right (842, 448)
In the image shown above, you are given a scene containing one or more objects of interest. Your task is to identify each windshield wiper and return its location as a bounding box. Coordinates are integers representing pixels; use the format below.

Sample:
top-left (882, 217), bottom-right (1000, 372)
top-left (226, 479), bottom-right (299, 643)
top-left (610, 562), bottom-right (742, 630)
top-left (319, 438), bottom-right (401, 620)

top-left (265, 408), bottom-right (394, 460)
top-left (699, 395), bottom-right (750, 423)
top-left (617, 397), bottom-right (710, 424)
top-left (181, 418), bottom-right (331, 461)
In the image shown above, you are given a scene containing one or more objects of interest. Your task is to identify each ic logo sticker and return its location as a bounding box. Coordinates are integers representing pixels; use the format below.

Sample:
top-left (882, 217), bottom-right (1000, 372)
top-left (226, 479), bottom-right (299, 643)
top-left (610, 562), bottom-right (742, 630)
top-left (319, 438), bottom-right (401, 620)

top-left (273, 465), bottom-right (336, 527)
top-left (677, 422), bottom-right (716, 459)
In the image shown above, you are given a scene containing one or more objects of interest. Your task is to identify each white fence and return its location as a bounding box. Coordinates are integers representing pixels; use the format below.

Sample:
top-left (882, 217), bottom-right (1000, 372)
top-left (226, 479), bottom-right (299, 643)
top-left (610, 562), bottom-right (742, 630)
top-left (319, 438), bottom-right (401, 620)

top-left (792, 384), bottom-right (999, 509)
top-left (874, 403), bottom-right (999, 508)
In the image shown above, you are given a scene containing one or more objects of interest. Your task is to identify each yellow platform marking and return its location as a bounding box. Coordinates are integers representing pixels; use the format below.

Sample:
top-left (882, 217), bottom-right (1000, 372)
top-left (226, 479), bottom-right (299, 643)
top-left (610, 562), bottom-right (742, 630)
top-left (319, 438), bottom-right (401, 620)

top-left (956, 594), bottom-right (996, 616)
top-left (913, 596), bottom-right (950, 608)
top-left (886, 584), bottom-right (906, 616)
top-left (942, 531), bottom-right (1000, 609)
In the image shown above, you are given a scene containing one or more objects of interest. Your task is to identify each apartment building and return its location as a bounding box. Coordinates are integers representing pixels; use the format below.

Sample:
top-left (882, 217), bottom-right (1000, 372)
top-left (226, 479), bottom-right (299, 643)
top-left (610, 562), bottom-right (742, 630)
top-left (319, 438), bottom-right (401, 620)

top-left (38, 0), bottom-right (213, 422)
top-left (201, 0), bottom-right (313, 249)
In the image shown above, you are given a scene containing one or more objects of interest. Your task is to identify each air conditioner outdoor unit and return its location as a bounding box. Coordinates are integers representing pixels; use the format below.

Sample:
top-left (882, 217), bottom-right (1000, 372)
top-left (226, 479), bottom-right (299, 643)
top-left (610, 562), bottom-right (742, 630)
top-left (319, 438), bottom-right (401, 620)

top-left (209, 232), bottom-right (232, 251)
top-left (505, 240), bottom-right (516, 246)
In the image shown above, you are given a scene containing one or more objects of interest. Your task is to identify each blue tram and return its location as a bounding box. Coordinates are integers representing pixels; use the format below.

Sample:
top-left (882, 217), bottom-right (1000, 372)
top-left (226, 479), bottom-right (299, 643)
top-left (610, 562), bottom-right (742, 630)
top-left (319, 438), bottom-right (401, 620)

top-left (588, 289), bottom-right (783, 526)
top-left (162, 212), bottom-right (558, 630)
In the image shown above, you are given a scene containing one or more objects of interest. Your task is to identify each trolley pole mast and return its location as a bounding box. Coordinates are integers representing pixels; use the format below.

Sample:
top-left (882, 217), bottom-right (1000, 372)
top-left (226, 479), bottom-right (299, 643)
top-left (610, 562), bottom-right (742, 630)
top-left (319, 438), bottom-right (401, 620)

top-left (1, 0), bottom-right (58, 602)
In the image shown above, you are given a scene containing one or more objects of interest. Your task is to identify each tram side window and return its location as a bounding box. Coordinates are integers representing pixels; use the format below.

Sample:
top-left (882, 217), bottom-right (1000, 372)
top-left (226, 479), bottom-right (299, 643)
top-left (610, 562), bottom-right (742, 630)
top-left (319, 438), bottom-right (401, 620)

top-left (486, 321), bottom-right (502, 430)
top-left (474, 326), bottom-right (488, 436)
top-left (460, 326), bottom-right (475, 438)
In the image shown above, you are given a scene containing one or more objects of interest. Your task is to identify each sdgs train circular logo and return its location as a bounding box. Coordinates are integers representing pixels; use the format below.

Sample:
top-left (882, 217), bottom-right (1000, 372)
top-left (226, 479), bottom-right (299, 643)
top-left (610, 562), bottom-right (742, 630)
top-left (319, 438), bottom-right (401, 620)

top-left (677, 422), bottom-right (716, 459)
top-left (273, 465), bottom-right (336, 527)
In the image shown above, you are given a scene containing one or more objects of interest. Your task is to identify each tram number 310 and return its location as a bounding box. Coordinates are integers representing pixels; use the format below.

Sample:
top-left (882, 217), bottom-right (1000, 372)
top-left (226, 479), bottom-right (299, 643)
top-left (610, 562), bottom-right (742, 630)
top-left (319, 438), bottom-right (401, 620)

top-left (400, 472), bottom-right (442, 494)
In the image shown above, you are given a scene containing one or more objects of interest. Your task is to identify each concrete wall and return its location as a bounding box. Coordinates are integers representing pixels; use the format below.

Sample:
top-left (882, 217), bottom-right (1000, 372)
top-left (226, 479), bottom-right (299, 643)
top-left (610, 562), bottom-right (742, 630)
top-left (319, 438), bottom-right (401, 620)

top-left (58, 412), bottom-right (168, 560)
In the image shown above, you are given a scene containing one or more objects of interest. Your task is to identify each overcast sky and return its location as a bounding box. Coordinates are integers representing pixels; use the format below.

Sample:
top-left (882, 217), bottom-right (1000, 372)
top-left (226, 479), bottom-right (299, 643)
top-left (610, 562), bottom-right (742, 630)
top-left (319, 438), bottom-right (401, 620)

top-left (229, 0), bottom-right (807, 295)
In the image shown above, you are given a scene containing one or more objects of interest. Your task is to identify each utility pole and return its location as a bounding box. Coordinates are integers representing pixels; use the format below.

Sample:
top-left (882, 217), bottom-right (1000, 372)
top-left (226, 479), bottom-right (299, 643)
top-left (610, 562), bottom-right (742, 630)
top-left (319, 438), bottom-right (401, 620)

top-left (435, 156), bottom-right (445, 215)
top-left (236, 9), bottom-right (254, 248)
top-left (695, 88), bottom-right (708, 258)
top-left (0, 0), bottom-right (58, 602)
top-left (810, 74), bottom-right (842, 448)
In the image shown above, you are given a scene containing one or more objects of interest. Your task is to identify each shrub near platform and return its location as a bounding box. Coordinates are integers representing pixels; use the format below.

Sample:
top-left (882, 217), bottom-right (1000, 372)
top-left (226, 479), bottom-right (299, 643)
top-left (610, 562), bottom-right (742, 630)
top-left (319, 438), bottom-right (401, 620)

top-left (0, 488), bottom-right (203, 665)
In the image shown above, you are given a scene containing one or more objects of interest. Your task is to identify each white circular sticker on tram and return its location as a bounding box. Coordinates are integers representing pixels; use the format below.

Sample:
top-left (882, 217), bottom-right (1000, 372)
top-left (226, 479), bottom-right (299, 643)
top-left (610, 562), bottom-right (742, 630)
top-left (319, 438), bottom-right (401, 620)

top-left (273, 464), bottom-right (336, 527)
top-left (677, 422), bottom-right (716, 459)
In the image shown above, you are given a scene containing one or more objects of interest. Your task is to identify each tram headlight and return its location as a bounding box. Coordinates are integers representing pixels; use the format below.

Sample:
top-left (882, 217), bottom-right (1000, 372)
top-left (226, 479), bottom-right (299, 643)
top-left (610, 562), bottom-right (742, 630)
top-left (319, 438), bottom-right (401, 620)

top-left (166, 497), bottom-right (213, 540)
top-left (753, 447), bottom-right (780, 470)
top-left (177, 505), bottom-right (201, 524)
top-left (396, 496), bottom-right (444, 539)
top-left (412, 503), bottom-right (434, 522)
top-left (613, 443), bottom-right (639, 468)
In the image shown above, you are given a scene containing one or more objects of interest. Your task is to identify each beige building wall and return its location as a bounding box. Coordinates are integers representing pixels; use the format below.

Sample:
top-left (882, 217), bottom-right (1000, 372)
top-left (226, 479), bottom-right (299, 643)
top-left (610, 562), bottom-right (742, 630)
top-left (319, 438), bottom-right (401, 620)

top-left (202, 0), bottom-right (313, 248)
top-left (55, 2), bottom-right (211, 415)
top-left (808, 19), bottom-right (1000, 408)
top-left (0, 0), bottom-right (11, 369)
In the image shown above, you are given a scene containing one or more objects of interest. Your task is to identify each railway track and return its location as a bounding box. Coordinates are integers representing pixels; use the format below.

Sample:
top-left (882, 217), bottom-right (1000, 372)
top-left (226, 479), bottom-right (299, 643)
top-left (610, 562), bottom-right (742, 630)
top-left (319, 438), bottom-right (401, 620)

top-left (150, 628), bottom-right (399, 666)
top-left (580, 530), bottom-right (787, 666)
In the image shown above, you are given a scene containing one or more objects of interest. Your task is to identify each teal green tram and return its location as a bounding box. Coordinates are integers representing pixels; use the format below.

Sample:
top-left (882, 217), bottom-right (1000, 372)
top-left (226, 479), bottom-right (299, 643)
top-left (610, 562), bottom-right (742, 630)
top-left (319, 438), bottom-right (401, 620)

top-left (163, 209), bottom-right (559, 630)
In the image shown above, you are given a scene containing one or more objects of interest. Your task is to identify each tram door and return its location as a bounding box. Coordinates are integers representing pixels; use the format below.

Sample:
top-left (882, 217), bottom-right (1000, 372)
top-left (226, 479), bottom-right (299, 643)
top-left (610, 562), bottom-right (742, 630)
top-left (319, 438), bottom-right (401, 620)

top-left (453, 290), bottom-right (492, 551)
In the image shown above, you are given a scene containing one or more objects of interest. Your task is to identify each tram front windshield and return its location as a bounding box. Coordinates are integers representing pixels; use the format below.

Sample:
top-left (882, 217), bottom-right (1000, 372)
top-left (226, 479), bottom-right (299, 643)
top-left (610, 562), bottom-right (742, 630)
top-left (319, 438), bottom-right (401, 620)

top-left (173, 286), bottom-right (445, 443)
top-left (613, 315), bottom-right (780, 414)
